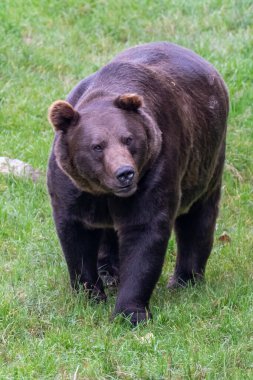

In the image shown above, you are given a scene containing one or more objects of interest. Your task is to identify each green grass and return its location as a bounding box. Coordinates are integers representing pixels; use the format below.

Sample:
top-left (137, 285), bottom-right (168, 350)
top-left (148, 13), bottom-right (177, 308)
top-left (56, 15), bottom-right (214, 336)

top-left (0, 0), bottom-right (253, 378)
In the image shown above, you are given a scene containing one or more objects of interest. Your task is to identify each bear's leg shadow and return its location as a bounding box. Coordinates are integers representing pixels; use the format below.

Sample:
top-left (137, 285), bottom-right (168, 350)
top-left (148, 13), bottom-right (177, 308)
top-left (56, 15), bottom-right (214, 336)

top-left (97, 229), bottom-right (119, 287)
top-left (113, 221), bottom-right (171, 325)
top-left (168, 186), bottom-right (221, 288)
top-left (54, 217), bottom-right (106, 301)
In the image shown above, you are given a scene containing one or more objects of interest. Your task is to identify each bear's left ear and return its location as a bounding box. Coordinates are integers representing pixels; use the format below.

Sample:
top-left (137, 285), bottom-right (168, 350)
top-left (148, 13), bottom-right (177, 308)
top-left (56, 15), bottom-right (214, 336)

top-left (48, 100), bottom-right (79, 132)
top-left (114, 93), bottom-right (143, 112)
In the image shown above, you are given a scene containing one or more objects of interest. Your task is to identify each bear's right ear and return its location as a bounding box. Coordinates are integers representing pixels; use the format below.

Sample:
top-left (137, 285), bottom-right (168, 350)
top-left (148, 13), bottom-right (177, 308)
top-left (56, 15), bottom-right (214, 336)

top-left (48, 100), bottom-right (79, 132)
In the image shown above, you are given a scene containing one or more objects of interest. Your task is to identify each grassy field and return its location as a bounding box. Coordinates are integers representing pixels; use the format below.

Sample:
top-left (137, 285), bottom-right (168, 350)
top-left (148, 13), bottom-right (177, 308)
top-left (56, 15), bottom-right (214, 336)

top-left (0, 0), bottom-right (252, 378)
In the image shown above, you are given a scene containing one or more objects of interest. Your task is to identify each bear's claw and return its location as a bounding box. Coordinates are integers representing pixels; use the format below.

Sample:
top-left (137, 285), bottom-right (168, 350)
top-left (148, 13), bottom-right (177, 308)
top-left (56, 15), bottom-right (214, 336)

top-left (113, 306), bottom-right (152, 325)
top-left (167, 273), bottom-right (204, 289)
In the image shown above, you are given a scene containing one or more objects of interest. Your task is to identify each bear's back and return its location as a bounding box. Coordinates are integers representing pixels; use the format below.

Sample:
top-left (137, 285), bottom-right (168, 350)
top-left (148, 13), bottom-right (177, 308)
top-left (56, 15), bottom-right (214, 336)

top-left (111, 42), bottom-right (217, 85)
top-left (86, 42), bottom-right (228, 116)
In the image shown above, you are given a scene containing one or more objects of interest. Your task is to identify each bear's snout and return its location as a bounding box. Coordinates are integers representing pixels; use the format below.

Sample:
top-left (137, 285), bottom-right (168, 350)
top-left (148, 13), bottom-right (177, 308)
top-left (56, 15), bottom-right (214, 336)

top-left (115, 166), bottom-right (135, 186)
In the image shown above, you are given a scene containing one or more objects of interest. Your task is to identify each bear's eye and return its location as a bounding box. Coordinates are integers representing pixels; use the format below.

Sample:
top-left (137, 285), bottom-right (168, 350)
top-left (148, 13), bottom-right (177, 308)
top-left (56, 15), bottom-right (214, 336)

top-left (92, 144), bottom-right (103, 152)
top-left (125, 137), bottom-right (133, 146)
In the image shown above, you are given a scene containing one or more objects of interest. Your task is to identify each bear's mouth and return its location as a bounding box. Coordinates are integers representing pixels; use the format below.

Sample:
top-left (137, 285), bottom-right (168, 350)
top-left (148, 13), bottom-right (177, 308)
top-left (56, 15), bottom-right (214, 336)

top-left (114, 184), bottom-right (137, 197)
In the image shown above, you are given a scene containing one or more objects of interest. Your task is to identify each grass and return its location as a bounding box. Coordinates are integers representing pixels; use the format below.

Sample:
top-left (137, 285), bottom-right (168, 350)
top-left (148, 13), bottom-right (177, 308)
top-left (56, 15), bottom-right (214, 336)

top-left (0, 0), bottom-right (253, 378)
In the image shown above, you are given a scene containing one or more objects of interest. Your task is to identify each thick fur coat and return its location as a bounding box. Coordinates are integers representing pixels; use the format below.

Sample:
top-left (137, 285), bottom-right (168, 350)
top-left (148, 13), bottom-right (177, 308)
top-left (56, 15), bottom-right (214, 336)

top-left (47, 42), bottom-right (229, 324)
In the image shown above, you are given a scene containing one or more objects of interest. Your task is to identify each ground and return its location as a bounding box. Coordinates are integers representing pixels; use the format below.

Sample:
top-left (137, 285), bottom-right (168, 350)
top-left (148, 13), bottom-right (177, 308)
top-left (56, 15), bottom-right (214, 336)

top-left (0, 0), bottom-right (252, 378)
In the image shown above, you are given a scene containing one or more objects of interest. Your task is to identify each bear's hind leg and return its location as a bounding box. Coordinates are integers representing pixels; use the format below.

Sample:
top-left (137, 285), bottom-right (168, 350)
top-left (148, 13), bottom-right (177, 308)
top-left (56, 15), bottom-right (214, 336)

top-left (168, 186), bottom-right (221, 288)
top-left (97, 229), bottom-right (119, 287)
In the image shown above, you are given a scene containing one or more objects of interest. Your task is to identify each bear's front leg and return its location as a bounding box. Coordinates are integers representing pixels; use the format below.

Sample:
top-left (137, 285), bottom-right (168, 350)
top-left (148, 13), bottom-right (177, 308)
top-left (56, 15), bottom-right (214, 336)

top-left (54, 215), bottom-right (106, 301)
top-left (113, 220), bottom-right (171, 325)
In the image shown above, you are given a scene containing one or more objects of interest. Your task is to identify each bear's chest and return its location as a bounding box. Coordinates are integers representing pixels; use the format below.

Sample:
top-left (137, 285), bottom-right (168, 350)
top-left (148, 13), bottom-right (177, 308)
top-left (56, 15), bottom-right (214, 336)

top-left (74, 194), bottom-right (113, 229)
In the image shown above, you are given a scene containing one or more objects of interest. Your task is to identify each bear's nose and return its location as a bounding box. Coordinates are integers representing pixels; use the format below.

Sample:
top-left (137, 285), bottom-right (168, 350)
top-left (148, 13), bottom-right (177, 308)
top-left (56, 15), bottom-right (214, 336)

top-left (115, 166), bottom-right (135, 186)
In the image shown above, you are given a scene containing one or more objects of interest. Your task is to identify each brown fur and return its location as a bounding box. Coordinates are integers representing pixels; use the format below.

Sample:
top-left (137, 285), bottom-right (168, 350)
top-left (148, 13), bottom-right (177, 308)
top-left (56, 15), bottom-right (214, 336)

top-left (114, 93), bottom-right (143, 111)
top-left (47, 42), bottom-right (229, 325)
top-left (48, 101), bottom-right (79, 132)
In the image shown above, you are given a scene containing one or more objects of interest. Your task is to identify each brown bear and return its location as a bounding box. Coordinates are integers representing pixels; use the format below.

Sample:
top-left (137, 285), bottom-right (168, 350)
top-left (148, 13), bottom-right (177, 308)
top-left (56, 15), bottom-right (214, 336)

top-left (47, 42), bottom-right (229, 324)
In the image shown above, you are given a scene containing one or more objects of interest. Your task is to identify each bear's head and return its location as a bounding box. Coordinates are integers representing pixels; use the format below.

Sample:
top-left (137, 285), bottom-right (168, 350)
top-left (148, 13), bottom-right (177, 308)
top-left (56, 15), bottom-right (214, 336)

top-left (48, 93), bottom-right (162, 197)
